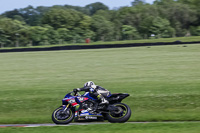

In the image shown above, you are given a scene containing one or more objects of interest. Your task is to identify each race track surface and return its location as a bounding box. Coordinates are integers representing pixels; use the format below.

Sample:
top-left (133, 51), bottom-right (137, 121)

top-left (1, 121), bottom-right (199, 128)
top-left (0, 122), bottom-right (110, 127)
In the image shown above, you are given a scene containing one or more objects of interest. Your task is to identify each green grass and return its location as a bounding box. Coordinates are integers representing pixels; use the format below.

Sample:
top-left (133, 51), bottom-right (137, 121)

top-left (0, 44), bottom-right (200, 124)
top-left (1, 36), bottom-right (200, 49)
top-left (1, 123), bottom-right (200, 133)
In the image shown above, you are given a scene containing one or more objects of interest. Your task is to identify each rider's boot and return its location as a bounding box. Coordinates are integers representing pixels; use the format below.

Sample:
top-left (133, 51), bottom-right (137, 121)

top-left (98, 94), bottom-right (109, 105)
top-left (87, 108), bottom-right (92, 112)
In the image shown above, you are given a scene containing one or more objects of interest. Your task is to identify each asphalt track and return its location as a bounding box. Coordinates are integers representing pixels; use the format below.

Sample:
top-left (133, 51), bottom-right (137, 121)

top-left (0, 122), bottom-right (109, 127)
top-left (1, 121), bottom-right (199, 128)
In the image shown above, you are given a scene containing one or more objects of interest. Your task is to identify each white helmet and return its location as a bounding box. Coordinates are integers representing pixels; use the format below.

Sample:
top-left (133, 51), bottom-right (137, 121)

top-left (84, 81), bottom-right (95, 87)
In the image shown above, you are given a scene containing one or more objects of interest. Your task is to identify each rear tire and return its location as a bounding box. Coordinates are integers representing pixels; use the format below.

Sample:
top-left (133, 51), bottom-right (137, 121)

top-left (52, 106), bottom-right (74, 124)
top-left (106, 103), bottom-right (131, 123)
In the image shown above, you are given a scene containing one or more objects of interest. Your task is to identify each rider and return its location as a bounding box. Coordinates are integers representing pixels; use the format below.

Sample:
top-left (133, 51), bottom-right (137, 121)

top-left (73, 81), bottom-right (110, 105)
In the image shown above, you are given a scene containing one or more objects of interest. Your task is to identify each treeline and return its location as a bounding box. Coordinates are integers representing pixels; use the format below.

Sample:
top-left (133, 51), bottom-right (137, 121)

top-left (0, 0), bottom-right (200, 48)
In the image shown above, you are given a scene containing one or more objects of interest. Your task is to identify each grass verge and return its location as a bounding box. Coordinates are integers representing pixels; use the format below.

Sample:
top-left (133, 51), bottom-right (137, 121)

top-left (1, 122), bottom-right (200, 133)
top-left (0, 44), bottom-right (200, 123)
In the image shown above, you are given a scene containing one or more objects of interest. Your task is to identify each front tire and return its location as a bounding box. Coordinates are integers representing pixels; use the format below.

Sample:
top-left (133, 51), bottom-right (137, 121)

top-left (52, 106), bottom-right (74, 124)
top-left (106, 103), bottom-right (131, 123)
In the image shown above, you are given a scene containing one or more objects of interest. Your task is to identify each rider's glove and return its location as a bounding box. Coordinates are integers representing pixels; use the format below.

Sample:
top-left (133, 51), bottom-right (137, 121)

top-left (73, 88), bottom-right (80, 92)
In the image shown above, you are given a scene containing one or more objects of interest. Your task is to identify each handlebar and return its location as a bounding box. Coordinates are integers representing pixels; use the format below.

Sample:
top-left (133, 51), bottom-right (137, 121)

top-left (69, 91), bottom-right (81, 96)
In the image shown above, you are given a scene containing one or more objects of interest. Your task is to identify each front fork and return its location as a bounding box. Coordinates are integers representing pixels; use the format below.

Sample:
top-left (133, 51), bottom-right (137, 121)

top-left (62, 104), bottom-right (70, 112)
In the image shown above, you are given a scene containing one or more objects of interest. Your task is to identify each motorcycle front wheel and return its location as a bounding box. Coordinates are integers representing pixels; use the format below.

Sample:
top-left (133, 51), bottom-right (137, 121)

top-left (52, 106), bottom-right (74, 124)
top-left (106, 103), bottom-right (131, 123)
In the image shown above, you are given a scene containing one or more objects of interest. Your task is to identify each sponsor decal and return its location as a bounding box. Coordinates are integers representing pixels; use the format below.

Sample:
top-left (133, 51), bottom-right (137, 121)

top-left (68, 99), bottom-right (76, 103)
top-left (78, 97), bottom-right (84, 101)
top-left (78, 118), bottom-right (86, 120)
top-left (85, 116), bottom-right (97, 120)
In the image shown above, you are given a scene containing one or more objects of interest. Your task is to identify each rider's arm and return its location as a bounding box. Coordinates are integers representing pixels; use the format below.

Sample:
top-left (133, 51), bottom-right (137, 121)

top-left (74, 85), bottom-right (97, 93)
top-left (73, 86), bottom-right (90, 92)
top-left (79, 86), bottom-right (91, 92)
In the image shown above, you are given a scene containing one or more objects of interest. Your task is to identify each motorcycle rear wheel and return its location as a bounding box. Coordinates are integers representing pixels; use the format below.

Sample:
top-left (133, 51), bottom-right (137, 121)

top-left (52, 106), bottom-right (74, 124)
top-left (106, 103), bottom-right (131, 123)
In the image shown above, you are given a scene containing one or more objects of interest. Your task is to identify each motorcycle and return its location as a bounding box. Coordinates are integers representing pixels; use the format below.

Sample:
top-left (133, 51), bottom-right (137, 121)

top-left (52, 91), bottom-right (131, 124)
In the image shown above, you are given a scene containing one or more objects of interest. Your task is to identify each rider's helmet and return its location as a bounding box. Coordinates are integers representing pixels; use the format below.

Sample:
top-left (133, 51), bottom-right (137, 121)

top-left (84, 81), bottom-right (95, 87)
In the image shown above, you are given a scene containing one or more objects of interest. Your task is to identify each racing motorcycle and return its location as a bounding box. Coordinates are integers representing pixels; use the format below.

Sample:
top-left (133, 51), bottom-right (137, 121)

top-left (52, 91), bottom-right (131, 124)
